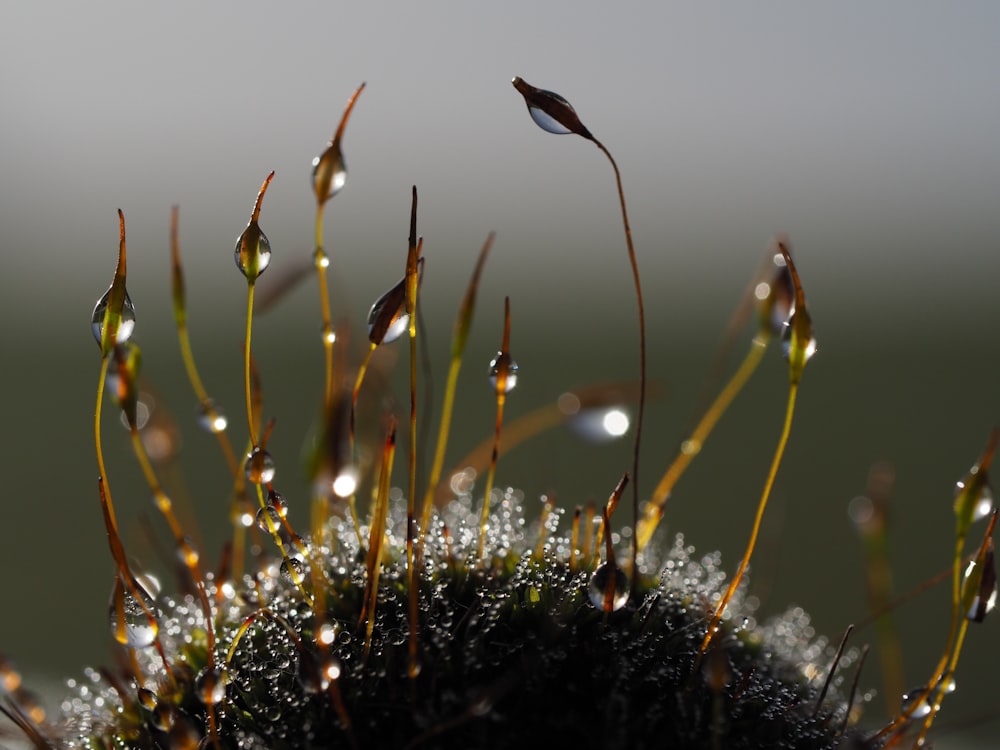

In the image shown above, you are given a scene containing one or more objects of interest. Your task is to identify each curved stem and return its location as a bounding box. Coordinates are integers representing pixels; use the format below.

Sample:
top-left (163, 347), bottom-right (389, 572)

top-left (593, 139), bottom-right (646, 588)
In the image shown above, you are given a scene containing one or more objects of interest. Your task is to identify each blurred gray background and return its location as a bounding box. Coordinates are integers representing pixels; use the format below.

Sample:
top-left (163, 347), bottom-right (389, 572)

top-left (1, 2), bottom-right (998, 746)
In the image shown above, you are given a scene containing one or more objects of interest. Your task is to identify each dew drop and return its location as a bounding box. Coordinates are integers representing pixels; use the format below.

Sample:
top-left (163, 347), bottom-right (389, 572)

top-left (680, 438), bottom-right (701, 456)
top-left (256, 505), bottom-right (283, 534)
top-left (109, 576), bottom-right (161, 649)
top-left (587, 562), bottom-right (629, 612)
top-left (568, 403), bottom-right (631, 444)
top-left (280, 557), bottom-right (306, 585)
top-left (91, 289), bottom-right (136, 347)
top-left (267, 490), bottom-right (289, 519)
top-left (488, 352), bottom-right (518, 393)
top-left (526, 105), bottom-right (573, 135)
top-left (137, 687), bottom-right (158, 711)
top-left (317, 622), bottom-right (337, 646)
top-left (901, 686), bottom-right (932, 719)
top-left (323, 656), bottom-right (342, 682)
top-left (196, 399), bottom-right (228, 433)
top-left (366, 278), bottom-right (409, 345)
top-left (151, 703), bottom-right (175, 731)
top-left (234, 224), bottom-right (272, 281)
top-left (312, 146), bottom-right (348, 202)
top-left (955, 480), bottom-right (994, 523)
top-left (312, 248), bottom-right (331, 269)
top-left (296, 651), bottom-right (339, 694)
top-left (512, 77), bottom-right (592, 139)
top-left (847, 495), bottom-right (875, 527)
top-left (244, 447), bottom-right (276, 484)
top-left (780, 313), bottom-right (817, 363)
top-left (332, 468), bottom-right (358, 498)
top-left (194, 666), bottom-right (226, 706)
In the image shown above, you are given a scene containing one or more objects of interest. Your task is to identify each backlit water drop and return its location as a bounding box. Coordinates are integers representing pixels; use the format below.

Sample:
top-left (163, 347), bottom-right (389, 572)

top-left (196, 399), bottom-right (228, 433)
top-left (91, 289), bottom-right (136, 347)
top-left (280, 557), bottom-right (306, 585)
top-left (366, 278), bottom-right (409, 345)
top-left (954, 479), bottom-right (994, 523)
top-left (244, 447), bottom-right (276, 484)
top-left (256, 505), bottom-right (282, 534)
top-left (570, 407), bottom-right (630, 443)
top-left (108, 576), bottom-right (161, 649)
top-left (527, 104), bottom-right (573, 135)
top-left (780, 313), bottom-right (817, 363)
top-left (332, 468), bottom-right (358, 498)
top-left (312, 147), bottom-right (348, 202)
top-left (234, 224), bottom-right (272, 280)
top-left (194, 666), bottom-right (226, 705)
top-left (588, 562), bottom-right (629, 612)
top-left (900, 686), bottom-right (932, 719)
top-left (488, 352), bottom-right (518, 393)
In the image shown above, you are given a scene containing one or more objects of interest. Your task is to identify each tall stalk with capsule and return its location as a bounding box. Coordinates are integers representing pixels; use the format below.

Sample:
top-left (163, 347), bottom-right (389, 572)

top-left (312, 82), bottom-right (365, 411)
top-left (512, 76), bottom-right (647, 585)
top-left (700, 239), bottom-right (816, 656)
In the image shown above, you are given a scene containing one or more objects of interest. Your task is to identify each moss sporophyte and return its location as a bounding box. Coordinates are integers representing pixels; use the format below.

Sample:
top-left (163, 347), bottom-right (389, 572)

top-left (0, 79), bottom-right (995, 749)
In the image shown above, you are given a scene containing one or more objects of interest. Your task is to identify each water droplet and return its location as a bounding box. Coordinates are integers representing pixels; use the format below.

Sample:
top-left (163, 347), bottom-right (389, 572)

top-left (570, 407), bottom-right (631, 443)
top-left (488, 352), bottom-right (518, 393)
top-left (512, 77), bottom-right (590, 137)
top-left (196, 399), bottom-right (228, 433)
top-left (901, 686), bottom-right (932, 718)
top-left (332, 468), bottom-right (358, 498)
top-left (514, 78), bottom-right (576, 135)
top-left (312, 146), bottom-right (348, 202)
top-left (137, 687), bottom-right (158, 711)
top-left (680, 439), bottom-right (701, 456)
top-left (109, 576), bottom-right (161, 648)
top-left (177, 538), bottom-right (199, 568)
top-left (256, 505), bottom-right (282, 534)
top-left (526, 105), bottom-right (572, 134)
top-left (366, 278), bottom-right (409, 345)
top-left (234, 223), bottom-right (272, 281)
top-left (780, 312), bottom-right (817, 363)
top-left (312, 248), bottom-right (330, 269)
top-left (317, 622), bottom-right (336, 646)
top-left (280, 557), bottom-right (306, 585)
top-left (847, 496), bottom-right (875, 527)
top-left (0, 657), bottom-right (21, 692)
top-left (323, 656), bottom-right (342, 682)
top-left (91, 289), bottom-right (136, 347)
top-left (151, 703), bottom-right (175, 731)
top-left (759, 253), bottom-right (794, 336)
top-left (296, 651), bottom-right (337, 694)
top-left (955, 479), bottom-right (994, 523)
top-left (195, 666), bottom-right (226, 705)
top-left (244, 447), bottom-right (276, 484)
top-left (267, 490), bottom-right (289, 519)
top-left (587, 562), bottom-right (629, 612)
top-left (963, 548), bottom-right (997, 622)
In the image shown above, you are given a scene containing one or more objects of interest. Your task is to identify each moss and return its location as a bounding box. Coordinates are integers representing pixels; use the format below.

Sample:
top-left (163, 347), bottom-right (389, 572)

top-left (2, 78), bottom-right (992, 750)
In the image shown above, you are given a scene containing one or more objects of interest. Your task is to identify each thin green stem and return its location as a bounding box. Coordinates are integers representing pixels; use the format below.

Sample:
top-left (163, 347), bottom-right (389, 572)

top-left (244, 281), bottom-right (258, 447)
top-left (700, 381), bottom-right (798, 655)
